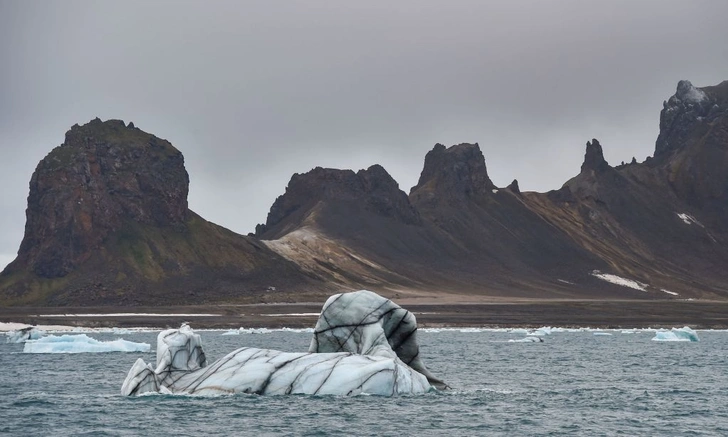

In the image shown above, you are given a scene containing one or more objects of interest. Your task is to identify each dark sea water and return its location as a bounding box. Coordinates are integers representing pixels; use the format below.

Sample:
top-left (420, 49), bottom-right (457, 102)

top-left (2, 328), bottom-right (727, 436)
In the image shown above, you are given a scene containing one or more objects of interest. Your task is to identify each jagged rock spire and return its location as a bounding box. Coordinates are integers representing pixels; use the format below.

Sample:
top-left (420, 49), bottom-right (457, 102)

top-left (581, 139), bottom-right (610, 173)
top-left (410, 143), bottom-right (495, 202)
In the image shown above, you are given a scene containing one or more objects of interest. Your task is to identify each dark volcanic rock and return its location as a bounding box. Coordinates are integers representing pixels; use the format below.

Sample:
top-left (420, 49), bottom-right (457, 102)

top-left (655, 80), bottom-right (723, 158)
top-left (409, 143), bottom-right (495, 205)
top-left (9, 119), bottom-right (189, 278)
top-left (652, 80), bottom-right (728, 216)
top-left (581, 139), bottom-right (610, 173)
top-left (257, 165), bottom-right (421, 239)
top-left (1, 119), bottom-right (322, 306)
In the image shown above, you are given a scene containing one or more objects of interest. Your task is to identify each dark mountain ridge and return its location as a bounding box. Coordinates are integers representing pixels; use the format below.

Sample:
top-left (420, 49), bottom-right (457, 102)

top-left (0, 119), bottom-right (326, 305)
top-left (2, 80), bottom-right (728, 305)
top-left (255, 79), bottom-right (728, 300)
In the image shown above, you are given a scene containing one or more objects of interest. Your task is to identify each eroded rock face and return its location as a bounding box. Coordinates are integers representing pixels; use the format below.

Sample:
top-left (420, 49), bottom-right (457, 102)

top-left (581, 139), bottom-right (610, 174)
top-left (10, 118), bottom-right (189, 278)
top-left (653, 81), bottom-right (728, 211)
top-left (410, 143), bottom-right (495, 204)
top-left (256, 164), bottom-right (420, 237)
top-left (655, 80), bottom-right (725, 158)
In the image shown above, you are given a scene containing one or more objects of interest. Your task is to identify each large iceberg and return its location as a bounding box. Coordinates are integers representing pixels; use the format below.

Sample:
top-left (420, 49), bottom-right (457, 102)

top-left (23, 334), bottom-right (151, 353)
top-left (651, 326), bottom-right (700, 342)
top-left (121, 290), bottom-right (446, 396)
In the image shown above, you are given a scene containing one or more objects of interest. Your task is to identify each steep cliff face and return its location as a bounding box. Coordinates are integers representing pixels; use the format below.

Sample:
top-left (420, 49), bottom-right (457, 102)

top-left (654, 80), bottom-right (728, 218)
top-left (6, 118), bottom-right (189, 279)
top-left (0, 119), bottom-right (322, 306)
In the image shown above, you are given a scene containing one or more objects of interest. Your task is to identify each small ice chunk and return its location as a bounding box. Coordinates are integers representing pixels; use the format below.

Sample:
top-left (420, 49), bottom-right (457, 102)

top-left (593, 332), bottom-right (612, 336)
top-left (238, 328), bottom-right (273, 334)
top-left (651, 326), bottom-right (699, 342)
top-left (508, 336), bottom-right (543, 343)
top-left (6, 327), bottom-right (46, 343)
top-left (221, 329), bottom-right (240, 336)
top-left (492, 189), bottom-right (499, 194)
top-left (23, 334), bottom-right (151, 353)
top-left (661, 289), bottom-right (679, 296)
top-left (528, 327), bottom-right (553, 336)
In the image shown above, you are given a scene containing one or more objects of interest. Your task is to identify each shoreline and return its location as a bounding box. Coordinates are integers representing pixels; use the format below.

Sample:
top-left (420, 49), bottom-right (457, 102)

top-left (2, 298), bottom-right (728, 330)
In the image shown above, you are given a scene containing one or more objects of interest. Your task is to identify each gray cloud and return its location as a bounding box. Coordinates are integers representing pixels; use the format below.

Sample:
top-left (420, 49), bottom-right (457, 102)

top-left (1, 0), bottom-right (727, 267)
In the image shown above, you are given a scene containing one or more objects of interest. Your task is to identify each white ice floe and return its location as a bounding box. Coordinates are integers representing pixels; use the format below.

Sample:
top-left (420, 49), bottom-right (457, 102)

top-left (591, 270), bottom-right (648, 291)
top-left (508, 336), bottom-right (543, 343)
top-left (6, 327), bottom-right (46, 343)
top-left (23, 334), bottom-right (151, 353)
top-left (652, 326), bottom-right (700, 342)
top-left (492, 189), bottom-right (499, 194)
top-left (221, 329), bottom-right (241, 336)
top-left (524, 327), bottom-right (554, 337)
top-left (661, 289), bottom-right (679, 296)
top-left (557, 279), bottom-right (575, 285)
top-left (593, 332), bottom-right (613, 336)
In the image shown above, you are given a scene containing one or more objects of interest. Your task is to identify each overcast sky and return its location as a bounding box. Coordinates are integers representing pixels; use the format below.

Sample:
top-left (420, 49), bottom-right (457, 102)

top-left (1, 1), bottom-right (727, 270)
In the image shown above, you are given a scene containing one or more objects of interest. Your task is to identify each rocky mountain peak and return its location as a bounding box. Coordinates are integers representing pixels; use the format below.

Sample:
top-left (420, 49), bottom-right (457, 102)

top-left (410, 143), bottom-right (495, 203)
top-left (8, 118), bottom-right (189, 278)
top-left (655, 80), bottom-right (726, 158)
top-left (580, 139), bottom-right (610, 174)
top-left (675, 80), bottom-right (708, 104)
top-left (257, 164), bottom-right (420, 238)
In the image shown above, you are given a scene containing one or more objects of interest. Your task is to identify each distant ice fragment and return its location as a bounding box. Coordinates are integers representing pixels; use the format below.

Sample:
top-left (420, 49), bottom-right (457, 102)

top-left (23, 334), bottom-right (151, 353)
top-left (652, 326), bottom-right (699, 342)
top-left (221, 329), bottom-right (241, 336)
top-left (6, 327), bottom-right (46, 343)
top-left (593, 332), bottom-right (613, 336)
top-left (508, 336), bottom-right (544, 343)
top-left (221, 327), bottom-right (313, 335)
top-left (591, 270), bottom-right (648, 291)
top-left (661, 289), bottom-right (679, 296)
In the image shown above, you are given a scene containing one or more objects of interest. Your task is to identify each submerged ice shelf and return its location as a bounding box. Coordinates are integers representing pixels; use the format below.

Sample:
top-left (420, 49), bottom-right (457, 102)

top-left (121, 290), bottom-right (447, 397)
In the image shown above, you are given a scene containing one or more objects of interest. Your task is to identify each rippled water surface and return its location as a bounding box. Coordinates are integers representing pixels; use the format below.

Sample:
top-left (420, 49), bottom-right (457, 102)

top-left (2, 329), bottom-right (727, 436)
